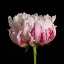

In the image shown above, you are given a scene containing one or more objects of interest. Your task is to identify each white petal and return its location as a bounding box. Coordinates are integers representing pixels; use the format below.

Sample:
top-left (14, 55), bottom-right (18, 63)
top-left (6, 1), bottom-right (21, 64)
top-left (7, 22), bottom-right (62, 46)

top-left (44, 19), bottom-right (52, 29)
top-left (51, 15), bottom-right (56, 23)
top-left (8, 16), bottom-right (14, 27)
top-left (9, 28), bottom-right (18, 45)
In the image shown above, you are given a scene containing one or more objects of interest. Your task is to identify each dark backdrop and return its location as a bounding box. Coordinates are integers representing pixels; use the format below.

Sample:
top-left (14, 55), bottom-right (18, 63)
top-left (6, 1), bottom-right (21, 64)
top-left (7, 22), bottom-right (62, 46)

top-left (1, 1), bottom-right (64, 64)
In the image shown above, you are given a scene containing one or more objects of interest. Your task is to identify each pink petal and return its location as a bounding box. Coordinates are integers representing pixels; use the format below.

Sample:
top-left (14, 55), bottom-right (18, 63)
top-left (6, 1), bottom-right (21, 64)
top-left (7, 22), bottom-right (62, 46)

top-left (29, 41), bottom-right (35, 46)
top-left (40, 28), bottom-right (55, 46)
top-left (47, 28), bottom-right (55, 41)
top-left (40, 31), bottom-right (46, 44)
top-left (34, 22), bottom-right (42, 42)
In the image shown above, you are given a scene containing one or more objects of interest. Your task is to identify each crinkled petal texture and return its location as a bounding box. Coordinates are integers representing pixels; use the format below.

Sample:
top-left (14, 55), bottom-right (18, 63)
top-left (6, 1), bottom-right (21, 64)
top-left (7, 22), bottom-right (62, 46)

top-left (8, 13), bottom-right (57, 48)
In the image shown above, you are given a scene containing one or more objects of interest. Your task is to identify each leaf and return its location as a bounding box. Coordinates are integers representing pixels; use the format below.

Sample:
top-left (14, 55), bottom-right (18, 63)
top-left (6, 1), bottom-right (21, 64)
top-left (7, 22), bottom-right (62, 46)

top-left (24, 46), bottom-right (29, 53)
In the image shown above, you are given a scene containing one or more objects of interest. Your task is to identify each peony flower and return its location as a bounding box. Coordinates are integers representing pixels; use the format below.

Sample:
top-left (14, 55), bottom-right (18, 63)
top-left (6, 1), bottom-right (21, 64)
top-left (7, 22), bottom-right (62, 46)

top-left (8, 13), bottom-right (57, 48)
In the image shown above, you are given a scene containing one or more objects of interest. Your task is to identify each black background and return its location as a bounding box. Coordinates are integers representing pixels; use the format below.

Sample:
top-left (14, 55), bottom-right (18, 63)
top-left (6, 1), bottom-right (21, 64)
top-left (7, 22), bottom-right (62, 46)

top-left (1, 1), bottom-right (64, 64)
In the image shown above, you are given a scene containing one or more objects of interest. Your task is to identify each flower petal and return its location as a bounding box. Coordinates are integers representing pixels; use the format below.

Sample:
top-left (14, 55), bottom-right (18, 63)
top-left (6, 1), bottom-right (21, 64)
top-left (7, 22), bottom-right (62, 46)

top-left (8, 28), bottom-right (18, 45)
top-left (34, 22), bottom-right (42, 42)
top-left (8, 16), bottom-right (15, 27)
top-left (51, 15), bottom-right (56, 23)
top-left (44, 18), bottom-right (52, 29)
top-left (17, 31), bottom-right (28, 47)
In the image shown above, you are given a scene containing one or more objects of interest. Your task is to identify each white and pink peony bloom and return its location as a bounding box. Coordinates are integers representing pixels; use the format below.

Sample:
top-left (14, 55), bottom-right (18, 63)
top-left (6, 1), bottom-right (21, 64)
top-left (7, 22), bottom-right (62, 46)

top-left (8, 13), bottom-right (57, 48)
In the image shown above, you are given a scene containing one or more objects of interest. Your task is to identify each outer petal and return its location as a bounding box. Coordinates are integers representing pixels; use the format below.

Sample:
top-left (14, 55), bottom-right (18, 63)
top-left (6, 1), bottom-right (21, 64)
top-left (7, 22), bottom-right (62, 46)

top-left (8, 28), bottom-right (18, 45)
top-left (17, 31), bottom-right (28, 48)
top-left (52, 24), bottom-right (56, 36)
top-left (39, 27), bottom-right (56, 46)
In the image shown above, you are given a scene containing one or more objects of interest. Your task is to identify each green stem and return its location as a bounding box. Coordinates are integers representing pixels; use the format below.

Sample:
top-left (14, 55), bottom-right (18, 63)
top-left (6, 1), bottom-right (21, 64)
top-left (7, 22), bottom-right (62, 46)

top-left (33, 45), bottom-right (37, 64)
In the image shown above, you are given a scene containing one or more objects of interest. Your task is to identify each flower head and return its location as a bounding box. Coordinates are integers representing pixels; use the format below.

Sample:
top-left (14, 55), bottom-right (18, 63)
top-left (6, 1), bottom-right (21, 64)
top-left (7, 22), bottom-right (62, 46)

top-left (8, 12), bottom-right (57, 48)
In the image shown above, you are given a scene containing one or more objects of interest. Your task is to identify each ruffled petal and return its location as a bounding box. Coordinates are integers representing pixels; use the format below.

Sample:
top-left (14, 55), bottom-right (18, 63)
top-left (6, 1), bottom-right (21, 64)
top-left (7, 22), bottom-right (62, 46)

top-left (51, 15), bottom-right (56, 23)
top-left (8, 16), bottom-right (15, 27)
top-left (8, 13), bottom-right (56, 47)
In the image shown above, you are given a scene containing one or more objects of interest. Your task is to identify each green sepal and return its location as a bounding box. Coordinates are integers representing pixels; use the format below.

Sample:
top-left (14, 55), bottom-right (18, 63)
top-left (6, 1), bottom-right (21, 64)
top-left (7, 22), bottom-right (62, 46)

top-left (35, 44), bottom-right (38, 54)
top-left (36, 44), bottom-right (38, 49)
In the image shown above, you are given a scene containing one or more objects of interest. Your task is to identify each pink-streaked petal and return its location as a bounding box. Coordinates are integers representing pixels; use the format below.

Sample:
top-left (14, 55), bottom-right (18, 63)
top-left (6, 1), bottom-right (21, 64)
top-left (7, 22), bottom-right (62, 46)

top-left (17, 31), bottom-right (22, 45)
top-left (17, 31), bottom-right (28, 47)
top-left (39, 27), bottom-right (55, 46)
top-left (40, 32), bottom-right (46, 45)
top-left (34, 22), bottom-right (42, 42)
top-left (48, 28), bottom-right (54, 40)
